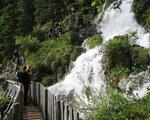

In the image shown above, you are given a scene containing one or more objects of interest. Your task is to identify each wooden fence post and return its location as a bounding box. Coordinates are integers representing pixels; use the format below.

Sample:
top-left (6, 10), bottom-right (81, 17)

top-left (69, 106), bottom-right (73, 120)
top-left (54, 96), bottom-right (56, 120)
top-left (73, 111), bottom-right (79, 120)
top-left (60, 101), bottom-right (64, 120)
top-left (12, 103), bottom-right (20, 120)
top-left (64, 104), bottom-right (69, 120)
top-left (52, 94), bottom-right (54, 120)
top-left (47, 91), bottom-right (52, 120)
top-left (37, 83), bottom-right (40, 108)
top-left (56, 99), bottom-right (61, 120)
top-left (18, 88), bottom-right (24, 119)
top-left (45, 89), bottom-right (48, 120)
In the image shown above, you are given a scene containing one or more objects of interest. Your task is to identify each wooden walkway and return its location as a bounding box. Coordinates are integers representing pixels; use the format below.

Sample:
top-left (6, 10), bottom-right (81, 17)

top-left (23, 105), bottom-right (44, 120)
top-left (4, 81), bottom-right (81, 120)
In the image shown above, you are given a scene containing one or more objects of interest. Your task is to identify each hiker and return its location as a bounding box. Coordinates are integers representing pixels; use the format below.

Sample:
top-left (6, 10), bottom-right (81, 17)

top-left (16, 65), bottom-right (32, 105)
top-left (22, 66), bottom-right (31, 105)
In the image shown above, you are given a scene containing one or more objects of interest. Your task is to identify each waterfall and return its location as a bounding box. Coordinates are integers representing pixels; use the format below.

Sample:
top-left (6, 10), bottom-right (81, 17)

top-left (48, 47), bottom-right (106, 104)
top-left (94, 0), bottom-right (150, 48)
top-left (48, 0), bottom-right (150, 104)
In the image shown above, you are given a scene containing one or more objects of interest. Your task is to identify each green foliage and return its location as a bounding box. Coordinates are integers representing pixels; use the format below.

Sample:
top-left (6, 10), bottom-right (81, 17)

top-left (131, 46), bottom-right (150, 73)
top-left (133, 0), bottom-right (150, 30)
top-left (18, 32), bottom-right (84, 85)
top-left (111, 67), bottom-right (130, 79)
top-left (91, 90), bottom-right (150, 120)
top-left (91, 0), bottom-right (104, 12)
top-left (61, 12), bottom-right (82, 32)
top-left (0, 0), bottom-right (34, 64)
top-left (0, 92), bottom-right (9, 105)
top-left (103, 38), bottom-right (150, 86)
top-left (104, 38), bottom-right (132, 69)
top-left (70, 46), bottom-right (85, 61)
top-left (15, 35), bottom-right (38, 45)
top-left (41, 75), bottom-right (54, 86)
top-left (88, 34), bottom-right (103, 48)
top-left (0, 0), bottom-right (115, 86)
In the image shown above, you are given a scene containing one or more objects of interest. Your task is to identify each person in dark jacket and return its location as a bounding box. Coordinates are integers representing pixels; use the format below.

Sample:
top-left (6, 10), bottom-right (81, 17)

top-left (22, 66), bottom-right (31, 105)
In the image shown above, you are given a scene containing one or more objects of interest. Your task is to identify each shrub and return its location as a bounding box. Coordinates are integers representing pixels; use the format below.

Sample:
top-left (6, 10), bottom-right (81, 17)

top-left (131, 45), bottom-right (150, 73)
top-left (15, 35), bottom-right (37, 45)
top-left (64, 31), bottom-right (79, 45)
top-left (133, 0), bottom-right (150, 30)
top-left (103, 38), bottom-right (150, 86)
top-left (110, 67), bottom-right (130, 86)
top-left (0, 92), bottom-right (9, 105)
top-left (91, 90), bottom-right (150, 120)
top-left (103, 38), bottom-right (132, 70)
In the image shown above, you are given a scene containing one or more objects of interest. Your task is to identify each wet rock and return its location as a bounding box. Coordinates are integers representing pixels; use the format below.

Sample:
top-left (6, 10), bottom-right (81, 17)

top-left (118, 71), bottom-right (150, 99)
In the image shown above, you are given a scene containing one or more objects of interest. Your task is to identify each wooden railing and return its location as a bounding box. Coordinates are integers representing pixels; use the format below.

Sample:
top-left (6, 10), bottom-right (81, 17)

top-left (2, 80), bottom-right (23, 120)
top-left (29, 82), bottom-right (81, 120)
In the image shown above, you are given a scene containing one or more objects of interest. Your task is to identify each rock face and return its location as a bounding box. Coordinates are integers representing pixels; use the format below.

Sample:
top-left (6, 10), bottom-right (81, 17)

top-left (118, 71), bottom-right (150, 99)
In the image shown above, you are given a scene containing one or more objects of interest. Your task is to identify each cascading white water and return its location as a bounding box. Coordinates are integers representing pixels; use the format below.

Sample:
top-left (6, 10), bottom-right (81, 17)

top-left (48, 47), bottom-right (106, 104)
top-left (94, 0), bottom-right (150, 48)
top-left (48, 0), bottom-right (150, 104)
top-left (94, 0), bottom-right (150, 98)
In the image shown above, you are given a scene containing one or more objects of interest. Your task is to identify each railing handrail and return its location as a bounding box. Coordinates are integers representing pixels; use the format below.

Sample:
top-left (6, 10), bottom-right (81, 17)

top-left (2, 80), bottom-right (23, 120)
top-left (29, 82), bottom-right (81, 120)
